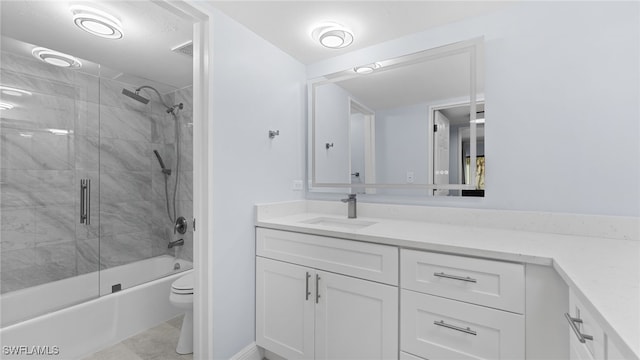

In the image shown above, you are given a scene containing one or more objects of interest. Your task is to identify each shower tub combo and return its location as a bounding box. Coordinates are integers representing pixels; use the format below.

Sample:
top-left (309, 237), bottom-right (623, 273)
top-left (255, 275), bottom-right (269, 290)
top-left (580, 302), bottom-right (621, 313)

top-left (0, 256), bottom-right (192, 359)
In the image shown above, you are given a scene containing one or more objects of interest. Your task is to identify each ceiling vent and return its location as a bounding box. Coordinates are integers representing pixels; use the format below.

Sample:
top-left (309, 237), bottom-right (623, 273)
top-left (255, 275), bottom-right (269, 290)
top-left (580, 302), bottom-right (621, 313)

top-left (171, 41), bottom-right (193, 57)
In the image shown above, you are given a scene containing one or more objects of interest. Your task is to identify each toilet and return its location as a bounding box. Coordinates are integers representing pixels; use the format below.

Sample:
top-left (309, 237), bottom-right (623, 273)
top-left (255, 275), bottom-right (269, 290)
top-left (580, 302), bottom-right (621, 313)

top-left (169, 272), bottom-right (194, 354)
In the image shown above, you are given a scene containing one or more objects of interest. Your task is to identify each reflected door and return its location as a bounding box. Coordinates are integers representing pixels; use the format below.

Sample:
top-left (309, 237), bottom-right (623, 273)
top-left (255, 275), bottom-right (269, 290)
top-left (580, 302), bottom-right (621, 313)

top-left (433, 110), bottom-right (450, 195)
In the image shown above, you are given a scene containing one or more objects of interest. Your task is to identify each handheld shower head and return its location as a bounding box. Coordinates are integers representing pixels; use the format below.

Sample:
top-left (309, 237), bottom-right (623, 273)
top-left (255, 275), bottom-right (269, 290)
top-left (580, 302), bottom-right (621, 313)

top-left (122, 88), bottom-right (149, 104)
top-left (153, 150), bottom-right (171, 175)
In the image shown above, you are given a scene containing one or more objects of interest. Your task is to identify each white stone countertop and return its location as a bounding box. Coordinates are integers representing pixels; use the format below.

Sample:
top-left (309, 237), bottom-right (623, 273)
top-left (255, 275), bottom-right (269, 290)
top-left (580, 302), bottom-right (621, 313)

top-left (255, 206), bottom-right (640, 359)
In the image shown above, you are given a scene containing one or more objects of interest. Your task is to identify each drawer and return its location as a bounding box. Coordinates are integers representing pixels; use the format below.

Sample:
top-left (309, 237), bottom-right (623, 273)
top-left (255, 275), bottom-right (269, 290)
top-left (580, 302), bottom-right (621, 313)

top-left (256, 228), bottom-right (398, 285)
top-left (401, 289), bottom-right (524, 360)
top-left (401, 249), bottom-right (524, 313)
top-left (568, 289), bottom-right (605, 360)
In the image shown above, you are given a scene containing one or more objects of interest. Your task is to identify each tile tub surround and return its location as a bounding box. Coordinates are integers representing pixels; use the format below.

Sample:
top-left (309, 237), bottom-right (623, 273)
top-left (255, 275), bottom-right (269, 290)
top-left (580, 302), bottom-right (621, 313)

top-left (0, 45), bottom-right (194, 294)
top-left (255, 200), bottom-right (640, 359)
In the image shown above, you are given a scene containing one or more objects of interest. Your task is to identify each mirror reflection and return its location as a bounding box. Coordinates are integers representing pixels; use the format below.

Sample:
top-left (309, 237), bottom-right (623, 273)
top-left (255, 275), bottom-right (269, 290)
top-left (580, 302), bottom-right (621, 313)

top-left (310, 38), bottom-right (484, 197)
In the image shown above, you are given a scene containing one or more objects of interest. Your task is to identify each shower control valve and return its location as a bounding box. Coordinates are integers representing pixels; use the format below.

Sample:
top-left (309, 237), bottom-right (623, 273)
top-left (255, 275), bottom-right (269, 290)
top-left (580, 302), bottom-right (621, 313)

top-left (175, 216), bottom-right (188, 235)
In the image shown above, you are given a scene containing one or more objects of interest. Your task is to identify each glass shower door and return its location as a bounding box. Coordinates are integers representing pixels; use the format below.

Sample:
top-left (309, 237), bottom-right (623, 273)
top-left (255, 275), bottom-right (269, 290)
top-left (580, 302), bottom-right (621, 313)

top-left (0, 36), bottom-right (101, 326)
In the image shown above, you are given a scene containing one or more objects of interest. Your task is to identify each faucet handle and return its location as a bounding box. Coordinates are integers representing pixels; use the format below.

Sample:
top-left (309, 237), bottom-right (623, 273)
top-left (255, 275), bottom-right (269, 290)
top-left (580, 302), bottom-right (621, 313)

top-left (341, 193), bottom-right (357, 202)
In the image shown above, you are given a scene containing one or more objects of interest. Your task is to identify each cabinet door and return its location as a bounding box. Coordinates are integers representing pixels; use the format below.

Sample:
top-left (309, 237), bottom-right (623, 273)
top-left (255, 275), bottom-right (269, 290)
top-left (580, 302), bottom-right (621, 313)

top-left (570, 332), bottom-right (596, 360)
top-left (315, 271), bottom-right (398, 360)
top-left (256, 257), bottom-right (315, 360)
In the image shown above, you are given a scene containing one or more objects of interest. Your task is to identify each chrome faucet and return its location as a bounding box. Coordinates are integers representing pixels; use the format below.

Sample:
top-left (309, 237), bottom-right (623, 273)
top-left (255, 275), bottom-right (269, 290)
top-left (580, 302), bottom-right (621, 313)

top-left (168, 238), bottom-right (184, 249)
top-left (341, 194), bottom-right (357, 219)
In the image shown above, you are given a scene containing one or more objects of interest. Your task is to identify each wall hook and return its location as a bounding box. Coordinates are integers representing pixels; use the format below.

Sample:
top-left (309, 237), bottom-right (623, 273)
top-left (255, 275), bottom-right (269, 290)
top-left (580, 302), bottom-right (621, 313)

top-left (325, 142), bottom-right (334, 149)
top-left (269, 130), bottom-right (280, 139)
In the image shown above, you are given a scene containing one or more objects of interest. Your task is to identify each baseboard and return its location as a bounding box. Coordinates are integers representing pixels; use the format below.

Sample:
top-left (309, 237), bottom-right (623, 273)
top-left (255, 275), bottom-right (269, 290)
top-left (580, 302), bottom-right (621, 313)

top-left (231, 342), bottom-right (263, 360)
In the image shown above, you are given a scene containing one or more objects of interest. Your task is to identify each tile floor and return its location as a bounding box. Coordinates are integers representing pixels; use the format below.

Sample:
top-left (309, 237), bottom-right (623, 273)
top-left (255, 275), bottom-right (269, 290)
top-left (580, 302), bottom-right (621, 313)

top-left (83, 315), bottom-right (193, 360)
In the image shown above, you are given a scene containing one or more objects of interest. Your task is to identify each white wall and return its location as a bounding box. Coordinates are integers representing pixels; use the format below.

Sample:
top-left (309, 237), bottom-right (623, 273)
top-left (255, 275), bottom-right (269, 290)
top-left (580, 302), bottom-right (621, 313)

top-left (307, 1), bottom-right (640, 217)
top-left (314, 83), bottom-right (351, 183)
top-left (207, 7), bottom-right (306, 359)
top-left (376, 103), bottom-right (429, 185)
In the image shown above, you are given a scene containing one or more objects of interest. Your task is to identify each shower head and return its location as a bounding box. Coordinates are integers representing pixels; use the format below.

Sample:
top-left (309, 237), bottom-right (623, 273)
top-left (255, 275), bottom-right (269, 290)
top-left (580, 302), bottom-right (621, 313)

top-left (122, 88), bottom-right (149, 104)
top-left (153, 150), bottom-right (171, 175)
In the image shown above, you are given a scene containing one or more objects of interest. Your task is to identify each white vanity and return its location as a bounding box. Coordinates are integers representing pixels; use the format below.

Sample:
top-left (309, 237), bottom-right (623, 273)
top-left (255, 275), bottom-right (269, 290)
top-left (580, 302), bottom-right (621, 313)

top-left (254, 200), bottom-right (639, 360)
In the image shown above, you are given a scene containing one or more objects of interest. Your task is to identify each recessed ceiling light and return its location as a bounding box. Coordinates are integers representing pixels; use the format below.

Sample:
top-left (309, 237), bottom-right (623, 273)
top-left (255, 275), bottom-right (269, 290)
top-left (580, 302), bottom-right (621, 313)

top-left (32, 47), bottom-right (82, 68)
top-left (354, 63), bottom-right (381, 74)
top-left (0, 86), bottom-right (32, 97)
top-left (70, 5), bottom-right (123, 39)
top-left (311, 23), bottom-right (354, 49)
top-left (0, 102), bottom-right (15, 110)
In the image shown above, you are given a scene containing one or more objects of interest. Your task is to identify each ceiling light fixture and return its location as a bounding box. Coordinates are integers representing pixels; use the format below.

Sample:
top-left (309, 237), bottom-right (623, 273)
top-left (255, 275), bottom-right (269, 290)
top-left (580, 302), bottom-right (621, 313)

top-left (0, 86), bottom-right (33, 97)
top-left (354, 63), bottom-right (381, 75)
top-left (0, 102), bottom-right (15, 110)
top-left (311, 23), bottom-right (354, 49)
top-left (70, 5), bottom-right (123, 39)
top-left (32, 47), bottom-right (82, 68)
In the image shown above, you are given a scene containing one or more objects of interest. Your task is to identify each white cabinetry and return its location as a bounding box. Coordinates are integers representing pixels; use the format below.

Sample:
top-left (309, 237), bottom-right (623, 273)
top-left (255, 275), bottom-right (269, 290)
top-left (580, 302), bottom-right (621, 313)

top-left (400, 249), bottom-right (525, 360)
top-left (567, 289), bottom-right (604, 360)
top-left (256, 228), bottom-right (398, 360)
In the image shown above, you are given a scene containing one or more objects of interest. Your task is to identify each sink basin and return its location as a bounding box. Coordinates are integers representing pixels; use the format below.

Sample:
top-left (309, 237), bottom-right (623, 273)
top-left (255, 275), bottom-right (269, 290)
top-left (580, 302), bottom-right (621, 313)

top-left (300, 217), bottom-right (377, 230)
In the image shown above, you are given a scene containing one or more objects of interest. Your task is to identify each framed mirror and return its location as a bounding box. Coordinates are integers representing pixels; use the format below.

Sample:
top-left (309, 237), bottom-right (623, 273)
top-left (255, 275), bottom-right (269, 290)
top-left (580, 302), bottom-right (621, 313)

top-left (309, 38), bottom-right (484, 197)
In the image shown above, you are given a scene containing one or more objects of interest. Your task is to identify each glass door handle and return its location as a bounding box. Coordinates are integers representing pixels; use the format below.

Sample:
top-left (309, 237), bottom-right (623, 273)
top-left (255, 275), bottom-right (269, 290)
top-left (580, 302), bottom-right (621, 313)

top-left (80, 179), bottom-right (90, 225)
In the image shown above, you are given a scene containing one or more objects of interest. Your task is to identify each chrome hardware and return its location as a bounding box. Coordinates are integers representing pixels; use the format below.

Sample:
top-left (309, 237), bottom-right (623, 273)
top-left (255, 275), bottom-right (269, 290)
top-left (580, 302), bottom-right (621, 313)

top-left (351, 172), bottom-right (360, 178)
top-left (325, 142), bottom-right (334, 149)
top-left (168, 238), bottom-right (184, 249)
top-left (80, 179), bottom-right (90, 225)
top-left (315, 274), bottom-right (321, 303)
top-left (305, 272), bottom-right (311, 300)
top-left (340, 193), bottom-right (357, 219)
top-left (433, 272), bottom-right (477, 283)
top-left (192, 218), bottom-right (196, 232)
top-left (268, 130), bottom-right (280, 139)
top-left (433, 320), bottom-right (477, 336)
top-left (565, 313), bottom-right (594, 343)
top-left (175, 216), bottom-right (188, 234)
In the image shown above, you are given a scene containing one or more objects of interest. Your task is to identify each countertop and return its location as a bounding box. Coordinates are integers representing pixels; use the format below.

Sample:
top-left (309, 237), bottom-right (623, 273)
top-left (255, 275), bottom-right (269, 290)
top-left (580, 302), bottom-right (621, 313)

top-left (255, 209), bottom-right (640, 359)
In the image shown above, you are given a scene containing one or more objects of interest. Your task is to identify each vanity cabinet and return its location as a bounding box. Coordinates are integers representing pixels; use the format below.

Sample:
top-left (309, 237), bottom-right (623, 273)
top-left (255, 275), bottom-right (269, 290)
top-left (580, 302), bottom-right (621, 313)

top-left (399, 249), bottom-right (525, 360)
top-left (256, 228), bottom-right (398, 360)
top-left (566, 289), bottom-right (605, 360)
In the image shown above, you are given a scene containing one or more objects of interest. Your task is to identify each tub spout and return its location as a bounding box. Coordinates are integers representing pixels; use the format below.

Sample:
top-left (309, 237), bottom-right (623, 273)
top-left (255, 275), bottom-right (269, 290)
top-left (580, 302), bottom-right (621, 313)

top-left (168, 239), bottom-right (184, 249)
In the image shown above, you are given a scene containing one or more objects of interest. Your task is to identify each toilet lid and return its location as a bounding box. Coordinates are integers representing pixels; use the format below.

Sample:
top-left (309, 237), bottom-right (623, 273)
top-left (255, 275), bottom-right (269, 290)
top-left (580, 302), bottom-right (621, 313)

top-left (172, 272), bottom-right (194, 292)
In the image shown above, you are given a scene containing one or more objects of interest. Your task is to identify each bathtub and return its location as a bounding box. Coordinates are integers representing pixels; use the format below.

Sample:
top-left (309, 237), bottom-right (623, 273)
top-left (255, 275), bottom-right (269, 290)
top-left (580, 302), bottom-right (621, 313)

top-left (0, 255), bottom-right (192, 360)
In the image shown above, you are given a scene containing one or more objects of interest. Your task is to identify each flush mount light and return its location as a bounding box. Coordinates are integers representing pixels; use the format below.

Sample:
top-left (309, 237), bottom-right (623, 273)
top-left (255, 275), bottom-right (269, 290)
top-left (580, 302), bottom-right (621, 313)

top-left (311, 23), bottom-right (354, 49)
top-left (32, 47), bottom-right (82, 68)
top-left (0, 86), bottom-right (32, 97)
top-left (354, 63), bottom-right (381, 75)
top-left (0, 102), bottom-right (15, 110)
top-left (70, 5), bottom-right (123, 39)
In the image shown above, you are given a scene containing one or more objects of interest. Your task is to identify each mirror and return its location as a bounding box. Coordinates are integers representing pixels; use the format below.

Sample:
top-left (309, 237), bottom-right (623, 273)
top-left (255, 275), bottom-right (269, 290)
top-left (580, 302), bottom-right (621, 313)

top-left (309, 38), bottom-right (484, 196)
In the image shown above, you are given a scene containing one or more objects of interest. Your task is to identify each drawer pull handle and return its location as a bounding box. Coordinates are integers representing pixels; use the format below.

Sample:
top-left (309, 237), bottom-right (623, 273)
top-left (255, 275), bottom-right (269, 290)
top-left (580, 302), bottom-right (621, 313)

top-left (433, 320), bottom-right (477, 336)
top-left (564, 313), bottom-right (594, 343)
top-left (433, 272), bottom-right (477, 283)
top-left (305, 272), bottom-right (311, 301)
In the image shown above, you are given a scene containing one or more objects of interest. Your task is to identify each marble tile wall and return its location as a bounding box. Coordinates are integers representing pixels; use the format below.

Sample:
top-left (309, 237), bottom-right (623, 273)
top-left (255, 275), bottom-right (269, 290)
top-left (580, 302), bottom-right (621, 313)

top-left (1, 48), bottom-right (193, 294)
top-left (0, 50), bottom-right (98, 293)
